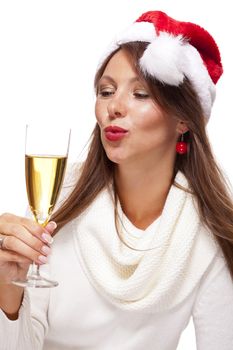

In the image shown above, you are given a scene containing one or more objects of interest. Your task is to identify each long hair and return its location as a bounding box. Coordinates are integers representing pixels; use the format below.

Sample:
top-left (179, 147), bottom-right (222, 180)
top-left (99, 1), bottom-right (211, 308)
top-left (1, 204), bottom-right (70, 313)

top-left (52, 42), bottom-right (233, 280)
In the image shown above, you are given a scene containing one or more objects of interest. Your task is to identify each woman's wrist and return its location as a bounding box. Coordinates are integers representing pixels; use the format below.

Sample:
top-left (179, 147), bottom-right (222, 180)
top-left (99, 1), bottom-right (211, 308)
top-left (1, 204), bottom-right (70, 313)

top-left (0, 284), bottom-right (24, 320)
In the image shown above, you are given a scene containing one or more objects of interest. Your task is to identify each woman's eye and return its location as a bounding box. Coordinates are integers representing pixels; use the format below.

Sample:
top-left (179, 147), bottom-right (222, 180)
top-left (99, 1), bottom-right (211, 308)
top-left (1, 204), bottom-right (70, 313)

top-left (134, 92), bottom-right (150, 99)
top-left (98, 90), bottom-right (114, 97)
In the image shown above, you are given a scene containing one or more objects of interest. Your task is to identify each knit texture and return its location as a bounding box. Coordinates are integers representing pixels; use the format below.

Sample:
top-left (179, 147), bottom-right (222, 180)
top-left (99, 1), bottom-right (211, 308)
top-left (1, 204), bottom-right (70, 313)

top-left (71, 170), bottom-right (219, 313)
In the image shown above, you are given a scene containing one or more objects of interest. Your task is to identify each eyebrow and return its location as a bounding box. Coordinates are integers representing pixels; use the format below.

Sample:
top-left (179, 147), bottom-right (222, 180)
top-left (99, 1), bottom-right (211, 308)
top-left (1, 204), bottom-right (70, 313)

top-left (98, 75), bottom-right (141, 84)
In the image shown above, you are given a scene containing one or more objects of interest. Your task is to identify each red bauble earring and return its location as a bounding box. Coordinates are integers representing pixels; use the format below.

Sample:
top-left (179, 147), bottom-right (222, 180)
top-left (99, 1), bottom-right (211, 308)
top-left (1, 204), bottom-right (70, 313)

top-left (176, 133), bottom-right (188, 154)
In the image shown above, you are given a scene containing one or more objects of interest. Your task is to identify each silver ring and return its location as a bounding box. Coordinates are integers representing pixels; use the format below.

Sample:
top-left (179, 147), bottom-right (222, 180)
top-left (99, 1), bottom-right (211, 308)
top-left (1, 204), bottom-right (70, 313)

top-left (0, 236), bottom-right (6, 250)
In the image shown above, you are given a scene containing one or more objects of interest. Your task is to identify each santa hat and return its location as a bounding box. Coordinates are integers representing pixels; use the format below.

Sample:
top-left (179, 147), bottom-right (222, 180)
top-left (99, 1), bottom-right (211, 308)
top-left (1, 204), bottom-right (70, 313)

top-left (99, 11), bottom-right (223, 121)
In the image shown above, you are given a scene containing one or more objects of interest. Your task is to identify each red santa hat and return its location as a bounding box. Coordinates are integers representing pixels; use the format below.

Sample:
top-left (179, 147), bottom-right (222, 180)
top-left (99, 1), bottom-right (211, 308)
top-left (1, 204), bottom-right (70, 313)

top-left (99, 11), bottom-right (223, 121)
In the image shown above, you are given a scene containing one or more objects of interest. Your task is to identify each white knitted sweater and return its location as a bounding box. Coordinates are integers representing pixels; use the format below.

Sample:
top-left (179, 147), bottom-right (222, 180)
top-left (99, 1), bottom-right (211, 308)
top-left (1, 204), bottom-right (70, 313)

top-left (73, 170), bottom-right (219, 313)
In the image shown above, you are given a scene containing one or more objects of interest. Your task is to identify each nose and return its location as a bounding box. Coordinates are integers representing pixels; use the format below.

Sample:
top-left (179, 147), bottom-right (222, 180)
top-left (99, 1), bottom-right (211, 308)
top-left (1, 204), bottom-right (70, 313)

top-left (107, 93), bottom-right (127, 119)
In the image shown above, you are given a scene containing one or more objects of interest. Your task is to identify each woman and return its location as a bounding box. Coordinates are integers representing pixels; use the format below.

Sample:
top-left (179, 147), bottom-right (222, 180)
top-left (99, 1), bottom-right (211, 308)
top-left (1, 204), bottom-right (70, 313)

top-left (0, 10), bottom-right (233, 350)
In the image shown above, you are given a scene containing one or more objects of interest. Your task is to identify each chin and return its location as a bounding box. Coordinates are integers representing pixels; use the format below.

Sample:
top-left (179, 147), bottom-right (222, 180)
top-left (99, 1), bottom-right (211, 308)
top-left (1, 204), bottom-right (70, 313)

top-left (105, 151), bottom-right (126, 165)
top-left (106, 156), bottom-right (124, 165)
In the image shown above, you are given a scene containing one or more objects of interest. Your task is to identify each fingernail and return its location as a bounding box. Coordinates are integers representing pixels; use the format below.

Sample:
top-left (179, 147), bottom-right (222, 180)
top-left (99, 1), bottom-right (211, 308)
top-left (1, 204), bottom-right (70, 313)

top-left (41, 245), bottom-right (51, 255)
top-left (41, 233), bottom-right (54, 244)
top-left (38, 255), bottom-right (48, 264)
top-left (46, 221), bottom-right (57, 230)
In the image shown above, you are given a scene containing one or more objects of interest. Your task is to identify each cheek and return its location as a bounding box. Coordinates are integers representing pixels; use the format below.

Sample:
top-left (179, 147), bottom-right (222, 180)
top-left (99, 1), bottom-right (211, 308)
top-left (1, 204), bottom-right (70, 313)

top-left (134, 106), bottom-right (177, 145)
top-left (95, 101), bottom-right (103, 126)
top-left (134, 104), bottom-right (163, 132)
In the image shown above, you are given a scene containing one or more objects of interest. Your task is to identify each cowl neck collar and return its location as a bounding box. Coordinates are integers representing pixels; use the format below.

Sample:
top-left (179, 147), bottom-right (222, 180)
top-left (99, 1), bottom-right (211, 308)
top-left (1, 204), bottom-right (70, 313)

top-left (72, 170), bottom-right (219, 313)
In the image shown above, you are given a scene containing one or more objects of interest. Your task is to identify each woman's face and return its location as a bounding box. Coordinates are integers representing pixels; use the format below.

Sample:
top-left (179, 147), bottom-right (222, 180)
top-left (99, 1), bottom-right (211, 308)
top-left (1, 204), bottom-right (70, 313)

top-left (95, 49), bottom-right (182, 165)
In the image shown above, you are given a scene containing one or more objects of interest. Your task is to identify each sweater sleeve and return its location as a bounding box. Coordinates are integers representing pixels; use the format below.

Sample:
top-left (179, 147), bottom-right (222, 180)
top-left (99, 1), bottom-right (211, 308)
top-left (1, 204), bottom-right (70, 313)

top-left (192, 253), bottom-right (233, 350)
top-left (0, 272), bottom-right (50, 349)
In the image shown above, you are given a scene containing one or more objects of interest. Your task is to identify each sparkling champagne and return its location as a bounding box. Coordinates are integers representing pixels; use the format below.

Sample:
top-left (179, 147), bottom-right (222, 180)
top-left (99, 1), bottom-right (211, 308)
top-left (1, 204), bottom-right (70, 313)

top-left (25, 155), bottom-right (67, 225)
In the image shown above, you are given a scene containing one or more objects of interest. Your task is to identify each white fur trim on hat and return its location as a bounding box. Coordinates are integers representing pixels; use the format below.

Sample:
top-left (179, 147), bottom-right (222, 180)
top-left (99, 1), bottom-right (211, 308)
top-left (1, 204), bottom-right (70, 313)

top-left (116, 22), bottom-right (156, 44)
top-left (97, 22), bottom-right (155, 70)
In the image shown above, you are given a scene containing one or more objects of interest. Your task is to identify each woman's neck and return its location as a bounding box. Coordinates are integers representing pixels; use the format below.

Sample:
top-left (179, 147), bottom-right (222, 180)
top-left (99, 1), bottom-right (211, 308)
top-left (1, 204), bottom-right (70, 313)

top-left (114, 162), bottom-right (174, 230)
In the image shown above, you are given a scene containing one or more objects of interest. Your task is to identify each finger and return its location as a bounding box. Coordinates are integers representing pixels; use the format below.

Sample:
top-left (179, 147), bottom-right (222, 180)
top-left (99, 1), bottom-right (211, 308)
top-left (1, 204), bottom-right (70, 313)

top-left (19, 216), bottom-right (45, 236)
top-left (0, 219), bottom-right (52, 247)
top-left (0, 250), bottom-right (32, 264)
top-left (0, 214), bottom-right (54, 247)
top-left (0, 223), bottom-right (45, 252)
top-left (0, 225), bottom-right (52, 264)
top-left (13, 216), bottom-right (55, 244)
top-left (0, 213), bottom-right (44, 237)
top-left (42, 222), bottom-right (56, 244)
top-left (2, 236), bottom-right (50, 265)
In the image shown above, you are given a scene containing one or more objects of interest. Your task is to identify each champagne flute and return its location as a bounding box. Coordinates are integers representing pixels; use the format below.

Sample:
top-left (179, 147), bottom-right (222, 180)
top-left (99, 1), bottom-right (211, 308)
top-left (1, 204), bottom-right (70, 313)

top-left (12, 124), bottom-right (71, 288)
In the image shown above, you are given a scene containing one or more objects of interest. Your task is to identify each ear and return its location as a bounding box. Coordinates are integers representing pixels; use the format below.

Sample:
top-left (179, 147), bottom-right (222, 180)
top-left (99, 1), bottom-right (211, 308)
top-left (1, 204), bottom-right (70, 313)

top-left (176, 121), bottom-right (189, 134)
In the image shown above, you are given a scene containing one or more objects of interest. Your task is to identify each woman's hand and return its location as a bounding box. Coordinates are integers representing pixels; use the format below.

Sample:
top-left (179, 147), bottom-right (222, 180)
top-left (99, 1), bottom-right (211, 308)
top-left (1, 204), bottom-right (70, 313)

top-left (0, 213), bottom-right (56, 284)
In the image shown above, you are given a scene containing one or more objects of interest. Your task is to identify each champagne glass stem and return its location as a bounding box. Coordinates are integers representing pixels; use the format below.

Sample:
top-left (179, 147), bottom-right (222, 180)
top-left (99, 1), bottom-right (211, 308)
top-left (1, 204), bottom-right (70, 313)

top-left (31, 262), bottom-right (40, 288)
top-left (31, 262), bottom-right (40, 276)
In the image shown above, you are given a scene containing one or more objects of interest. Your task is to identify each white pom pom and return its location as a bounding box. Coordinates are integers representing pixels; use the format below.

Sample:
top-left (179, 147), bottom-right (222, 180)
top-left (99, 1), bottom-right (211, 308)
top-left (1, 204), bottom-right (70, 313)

top-left (139, 32), bottom-right (185, 86)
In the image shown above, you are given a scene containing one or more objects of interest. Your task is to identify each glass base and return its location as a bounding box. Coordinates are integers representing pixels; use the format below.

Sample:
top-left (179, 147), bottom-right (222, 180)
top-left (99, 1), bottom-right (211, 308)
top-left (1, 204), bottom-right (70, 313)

top-left (12, 274), bottom-right (58, 288)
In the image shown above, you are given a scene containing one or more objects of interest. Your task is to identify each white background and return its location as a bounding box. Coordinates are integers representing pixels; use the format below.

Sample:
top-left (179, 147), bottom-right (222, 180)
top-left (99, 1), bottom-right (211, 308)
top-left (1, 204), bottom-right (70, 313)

top-left (0, 1), bottom-right (232, 348)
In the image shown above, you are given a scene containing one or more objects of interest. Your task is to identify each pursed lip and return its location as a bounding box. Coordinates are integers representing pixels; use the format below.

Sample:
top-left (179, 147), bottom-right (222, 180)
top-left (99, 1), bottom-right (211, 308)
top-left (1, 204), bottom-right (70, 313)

top-left (104, 125), bottom-right (129, 141)
top-left (104, 125), bottom-right (128, 133)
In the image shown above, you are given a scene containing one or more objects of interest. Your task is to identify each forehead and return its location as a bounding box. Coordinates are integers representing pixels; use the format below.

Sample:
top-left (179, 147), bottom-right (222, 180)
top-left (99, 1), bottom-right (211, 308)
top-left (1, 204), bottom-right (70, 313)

top-left (102, 49), bottom-right (138, 78)
top-left (100, 49), bottom-right (148, 87)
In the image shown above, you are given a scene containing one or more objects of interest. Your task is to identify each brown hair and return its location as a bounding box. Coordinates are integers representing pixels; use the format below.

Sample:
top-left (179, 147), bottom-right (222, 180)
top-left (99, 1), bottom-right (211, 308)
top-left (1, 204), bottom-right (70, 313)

top-left (52, 42), bottom-right (233, 280)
